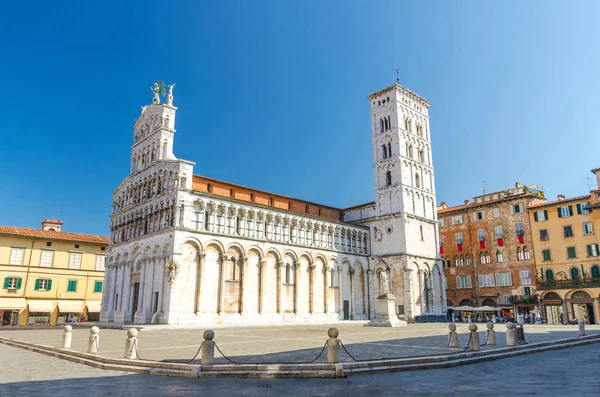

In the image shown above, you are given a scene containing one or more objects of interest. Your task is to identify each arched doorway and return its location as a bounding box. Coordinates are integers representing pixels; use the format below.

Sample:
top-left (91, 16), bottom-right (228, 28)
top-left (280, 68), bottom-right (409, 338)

top-left (568, 290), bottom-right (595, 324)
top-left (542, 291), bottom-right (563, 324)
top-left (459, 299), bottom-right (474, 307)
top-left (482, 299), bottom-right (497, 307)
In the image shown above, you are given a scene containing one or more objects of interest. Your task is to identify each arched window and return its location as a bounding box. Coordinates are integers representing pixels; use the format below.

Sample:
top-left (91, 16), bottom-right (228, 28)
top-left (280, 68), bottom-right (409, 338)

top-left (517, 247), bottom-right (523, 261)
top-left (388, 143), bottom-right (392, 157)
top-left (231, 258), bottom-right (239, 281)
top-left (570, 267), bottom-right (580, 280)
top-left (384, 118), bottom-right (389, 131)
top-left (285, 265), bottom-right (290, 284)
top-left (545, 269), bottom-right (554, 281)
top-left (465, 255), bottom-right (470, 266)
top-left (415, 173), bottom-right (421, 188)
top-left (380, 119), bottom-right (384, 133)
top-left (480, 251), bottom-right (486, 265)
top-left (193, 202), bottom-right (202, 230)
top-left (592, 265), bottom-right (600, 279)
top-left (409, 145), bottom-right (414, 159)
top-left (454, 255), bottom-right (459, 267)
top-left (386, 171), bottom-right (392, 187)
top-left (330, 269), bottom-right (335, 286)
top-left (485, 251), bottom-right (491, 264)
top-left (459, 255), bottom-right (464, 267)
top-left (204, 210), bottom-right (210, 231)
top-left (496, 250), bottom-right (504, 263)
top-left (523, 246), bottom-right (530, 260)
top-left (382, 145), bottom-right (387, 159)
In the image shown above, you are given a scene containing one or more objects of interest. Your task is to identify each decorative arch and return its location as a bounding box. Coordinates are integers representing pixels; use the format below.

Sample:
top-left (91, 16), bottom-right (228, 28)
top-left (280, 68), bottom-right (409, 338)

top-left (543, 291), bottom-right (561, 300)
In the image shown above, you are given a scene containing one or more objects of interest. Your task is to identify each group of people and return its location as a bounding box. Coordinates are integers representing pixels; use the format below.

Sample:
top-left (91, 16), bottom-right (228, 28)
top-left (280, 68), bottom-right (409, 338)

top-left (450, 311), bottom-right (544, 324)
top-left (65, 313), bottom-right (86, 323)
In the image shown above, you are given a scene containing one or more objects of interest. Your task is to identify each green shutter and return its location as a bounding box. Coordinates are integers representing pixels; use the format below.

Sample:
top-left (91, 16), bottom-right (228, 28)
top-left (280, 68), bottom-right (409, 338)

top-left (46, 279), bottom-right (52, 291)
top-left (534, 212), bottom-right (539, 222)
top-left (596, 244), bottom-right (600, 255)
top-left (3, 277), bottom-right (9, 289)
top-left (557, 208), bottom-right (562, 218)
top-left (588, 245), bottom-right (593, 257)
top-left (94, 281), bottom-right (103, 293)
top-left (34, 279), bottom-right (40, 290)
top-left (568, 206), bottom-right (573, 216)
top-left (544, 210), bottom-right (548, 220)
top-left (67, 280), bottom-right (76, 292)
top-left (577, 204), bottom-right (582, 215)
top-left (16, 278), bottom-right (22, 289)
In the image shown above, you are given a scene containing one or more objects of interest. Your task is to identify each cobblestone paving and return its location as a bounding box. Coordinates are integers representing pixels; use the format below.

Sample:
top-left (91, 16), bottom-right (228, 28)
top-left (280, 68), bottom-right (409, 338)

top-left (1, 341), bottom-right (600, 396)
top-left (1, 323), bottom-right (596, 364)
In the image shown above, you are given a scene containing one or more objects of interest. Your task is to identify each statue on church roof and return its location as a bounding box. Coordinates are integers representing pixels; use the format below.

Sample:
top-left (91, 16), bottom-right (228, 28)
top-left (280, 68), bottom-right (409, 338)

top-left (152, 80), bottom-right (166, 105)
top-left (167, 83), bottom-right (176, 105)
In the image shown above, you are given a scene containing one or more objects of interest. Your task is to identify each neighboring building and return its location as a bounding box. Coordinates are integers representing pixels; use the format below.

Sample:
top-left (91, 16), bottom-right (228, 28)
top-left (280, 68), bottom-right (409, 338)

top-left (438, 183), bottom-right (545, 318)
top-left (533, 169), bottom-right (600, 324)
top-left (100, 80), bottom-right (446, 326)
top-left (0, 220), bottom-right (108, 326)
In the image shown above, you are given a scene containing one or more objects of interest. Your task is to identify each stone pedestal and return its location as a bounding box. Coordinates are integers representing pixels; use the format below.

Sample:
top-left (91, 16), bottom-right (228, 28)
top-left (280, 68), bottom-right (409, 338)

top-left (366, 294), bottom-right (407, 327)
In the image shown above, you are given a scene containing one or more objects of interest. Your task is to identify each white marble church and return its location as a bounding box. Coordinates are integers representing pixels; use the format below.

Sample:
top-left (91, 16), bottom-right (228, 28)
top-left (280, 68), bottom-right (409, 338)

top-left (99, 80), bottom-right (447, 326)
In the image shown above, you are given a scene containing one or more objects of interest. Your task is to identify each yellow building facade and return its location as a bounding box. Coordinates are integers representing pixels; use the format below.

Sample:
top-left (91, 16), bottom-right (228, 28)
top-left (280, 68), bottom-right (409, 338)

top-left (0, 220), bottom-right (108, 326)
top-left (530, 187), bottom-right (600, 324)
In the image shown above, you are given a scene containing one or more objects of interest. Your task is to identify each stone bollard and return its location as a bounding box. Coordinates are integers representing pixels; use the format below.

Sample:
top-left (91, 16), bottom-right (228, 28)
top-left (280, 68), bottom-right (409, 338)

top-left (201, 330), bottom-right (215, 365)
top-left (486, 322), bottom-right (496, 346)
top-left (578, 318), bottom-right (586, 336)
top-left (62, 325), bottom-right (72, 349)
top-left (506, 322), bottom-right (516, 346)
top-left (327, 327), bottom-right (340, 364)
top-left (448, 323), bottom-right (459, 348)
top-left (468, 323), bottom-right (480, 351)
top-left (87, 326), bottom-right (100, 354)
top-left (124, 328), bottom-right (138, 360)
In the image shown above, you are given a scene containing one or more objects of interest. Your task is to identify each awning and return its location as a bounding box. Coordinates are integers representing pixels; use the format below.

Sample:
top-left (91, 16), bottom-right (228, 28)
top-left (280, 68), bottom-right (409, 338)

top-left (473, 306), bottom-right (502, 312)
top-left (57, 300), bottom-right (84, 313)
top-left (0, 297), bottom-right (27, 310)
top-left (452, 305), bottom-right (475, 311)
top-left (28, 300), bottom-right (55, 313)
top-left (86, 301), bottom-right (102, 313)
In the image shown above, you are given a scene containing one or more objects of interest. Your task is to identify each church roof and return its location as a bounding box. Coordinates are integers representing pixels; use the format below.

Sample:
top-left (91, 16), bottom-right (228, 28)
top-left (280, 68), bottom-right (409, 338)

top-left (0, 226), bottom-right (109, 244)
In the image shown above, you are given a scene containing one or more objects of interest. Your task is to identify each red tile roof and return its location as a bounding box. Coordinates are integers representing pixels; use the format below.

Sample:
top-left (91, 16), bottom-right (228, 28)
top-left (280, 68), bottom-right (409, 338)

top-left (0, 226), bottom-right (109, 244)
top-left (529, 195), bottom-right (591, 209)
top-left (437, 193), bottom-right (541, 215)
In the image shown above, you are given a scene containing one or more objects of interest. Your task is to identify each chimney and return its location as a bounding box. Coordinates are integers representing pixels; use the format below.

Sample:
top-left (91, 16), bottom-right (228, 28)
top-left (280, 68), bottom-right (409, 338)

top-left (464, 200), bottom-right (469, 204)
top-left (41, 219), bottom-right (63, 232)
top-left (515, 182), bottom-right (521, 188)
top-left (557, 194), bottom-right (566, 201)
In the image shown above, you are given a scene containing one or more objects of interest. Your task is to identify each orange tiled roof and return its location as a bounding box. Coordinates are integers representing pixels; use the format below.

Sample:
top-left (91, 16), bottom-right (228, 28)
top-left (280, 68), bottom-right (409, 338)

top-left (529, 194), bottom-right (591, 209)
top-left (437, 193), bottom-right (539, 215)
top-left (0, 226), bottom-right (109, 244)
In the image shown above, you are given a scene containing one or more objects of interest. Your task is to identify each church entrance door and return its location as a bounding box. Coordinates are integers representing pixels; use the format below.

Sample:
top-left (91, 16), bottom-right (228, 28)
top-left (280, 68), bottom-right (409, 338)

top-left (131, 282), bottom-right (140, 322)
top-left (343, 300), bottom-right (350, 320)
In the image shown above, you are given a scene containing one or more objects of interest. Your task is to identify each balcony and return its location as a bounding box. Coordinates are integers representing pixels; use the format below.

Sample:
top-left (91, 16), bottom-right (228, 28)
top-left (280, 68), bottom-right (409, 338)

top-left (537, 278), bottom-right (600, 290)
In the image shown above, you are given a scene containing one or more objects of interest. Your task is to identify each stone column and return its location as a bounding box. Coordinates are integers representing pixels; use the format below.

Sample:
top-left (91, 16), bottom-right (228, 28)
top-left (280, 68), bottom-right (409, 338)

top-left (276, 261), bottom-right (283, 314)
top-left (323, 266), bottom-right (329, 314)
top-left (239, 257), bottom-right (247, 314)
top-left (122, 265), bottom-right (132, 320)
top-left (217, 254), bottom-right (226, 314)
top-left (106, 265), bottom-right (116, 317)
top-left (404, 268), bottom-right (414, 322)
top-left (119, 264), bottom-right (127, 312)
top-left (158, 257), bottom-right (167, 314)
top-left (136, 261), bottom-right (146, 321)
top-left (418, 270), bottom-right (425, 315)
top-left (258, 260), bottom-right (266, 314)
top-left (148, 257), bottom-right (157, 314)
top-left (309, 265), bottom-right (315, 314)
top-left (194, 253), bottom-right (206, 314)
top-left (349, 267), bottom-right (355, 320)
top-left (293, 261), bottom-right (299, 315)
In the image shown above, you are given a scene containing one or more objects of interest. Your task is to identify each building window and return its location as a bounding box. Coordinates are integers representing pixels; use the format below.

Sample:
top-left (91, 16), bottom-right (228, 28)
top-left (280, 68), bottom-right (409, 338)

top-left (496, 250), bottom-right (504, 263)
top-left (563, 225), bottom-right (573, 238)
top-left (250, 193), bottom-right (255, 202)
top-left (478, 274), bottom-right (495, 287)
top-left (3, 277), bottom-right (22, 290)
top-left (452, 215), bottom-right (463, 225)
top-left (95, 255), bottom-right (106, 271)
top-left (493, 208), bottom-right (500, 218)
top-left (415, 173), bottom-right (421, 188)
top-left (207, 183), bottom-right (211, 193)
top-left (519, 270), bottom-right (532, 286)
top-left (34, 279), bottom-right (52, 291)
top-left (418, 150), bottom-right (424, 163)
top-left (67, 280), bottom-right (77, 292)
top-left (464, 255), bottom-right (471, 266)
top-left (419, 225), bottom-right (424, 241)
top-left (285, 265), bottom-right (291, 284)
top-left (540, 229), bottom-right (549, 241)
top-left (515, 222), bottom-right (524, 236)
top-left (69, 253), bottom-right (82, 269)
top-left (388, 143), bottom-right (392, 156)
top-left (477, 229), bottom-right (486, 241)
top-left (517, 247), bottom-right (523, 261)
top-left (455, 232), bottom-right (463, 244)
top-left (454, 255), bottom-right (459, 267)
top-left (523, 246), bottom-right (530, 260)
top-left (511, 203), bottom-right (524, 214)
top-left (558, 206), bottom-right (573, 218)
top-left (382, 145), bottom-right (388, 159)
top-left (456, 275), bottom-right (472, 289)
top-left (40, 250), bottom-right (54, 268)
top-left (94, 281), bottom-right (103, 293)
top-left (545, 269), bottom-right (554, 281)
top-left (495, 272), bottom-right (513, 287)
top-left (523, 287), bottom-right (532, 296)
top-left (542, 249), bottom-right (552, 261)
top-left (584, 222), bottom-right (594, 235)
top-left (9, 248), bottom-right (25, 265)
top-left (480, 251), bottom-right (490, 265)
top-left (474, 211), bottom-right (485, 220)
top-left (386, 171), bottom-right (392, 187)
top-left (439, 218), bottom-right (445, 227)
top-left (577, 203), bottom-right (590, 214)
top-left (591, 265), bottom-right (600, 279)
top-left (46, 242), bottom-right (52, 247)
top-left (495, 226), bottom-right (503, 239)
top-left (570, 267), bottom-right (580, 280)
top-left (534, 210), bottom-right (548, 222)
top-left (567, 246), bottom-right (577, 259)
top-left (587, 244), bottom-right (600, 257)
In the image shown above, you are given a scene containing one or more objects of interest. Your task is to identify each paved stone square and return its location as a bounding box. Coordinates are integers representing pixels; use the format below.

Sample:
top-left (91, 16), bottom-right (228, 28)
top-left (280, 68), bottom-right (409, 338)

top-left (1, 322), bottom-right (598, 364)
top-left (1, 338), bottom-right (600, 396)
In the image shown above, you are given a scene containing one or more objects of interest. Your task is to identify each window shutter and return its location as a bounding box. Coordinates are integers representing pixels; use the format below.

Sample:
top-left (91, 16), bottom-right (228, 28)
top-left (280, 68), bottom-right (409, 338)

top-left (34, 279), bottom-right (40, 290)
top-left (16, 278), bottom-right (22, 289)
top-left (577, 204), bottom-right (582, 215)
top-left (557, 208), bottom-right (562, 218)
top-left (3, 277), bottom-right (9, 289)
top-left (588, 245), bottom-right (593, 257)
top-left (568, 206), bottom-right (573, 216)
top-left (47, 279), bottom-right (52, 291)
top-left (510, 206), bottom-right (514, 214)
top-left (534, 212), bottom-right (538, 222)
top-left (596, 244), bottom-right (600, 255)
top-left (544, 210), bottom-right (548, 220)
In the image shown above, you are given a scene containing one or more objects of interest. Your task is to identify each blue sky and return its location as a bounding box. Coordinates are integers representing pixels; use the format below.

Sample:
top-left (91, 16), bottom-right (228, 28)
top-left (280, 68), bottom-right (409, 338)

top-left (1, 1), bottom-right (599, 236)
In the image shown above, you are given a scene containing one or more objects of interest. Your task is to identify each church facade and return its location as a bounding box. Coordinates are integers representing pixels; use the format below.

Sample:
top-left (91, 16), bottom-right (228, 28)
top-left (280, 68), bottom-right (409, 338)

top-left (99, 81), bottom-right (446, 326)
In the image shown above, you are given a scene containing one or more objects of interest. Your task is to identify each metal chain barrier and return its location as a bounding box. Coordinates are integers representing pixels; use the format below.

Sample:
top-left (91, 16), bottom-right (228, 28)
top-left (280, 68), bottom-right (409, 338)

top-left (130, 338), bottom-right (203, 363)
top-left (185, 344), bottom-right (203, 363)
top-left (213, 341), bottom-right (329, 365)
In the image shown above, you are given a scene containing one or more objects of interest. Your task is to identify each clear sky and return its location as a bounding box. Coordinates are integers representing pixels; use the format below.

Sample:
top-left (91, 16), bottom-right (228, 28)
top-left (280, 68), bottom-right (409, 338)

top-left (1, 1), bottom-right (599, 236)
